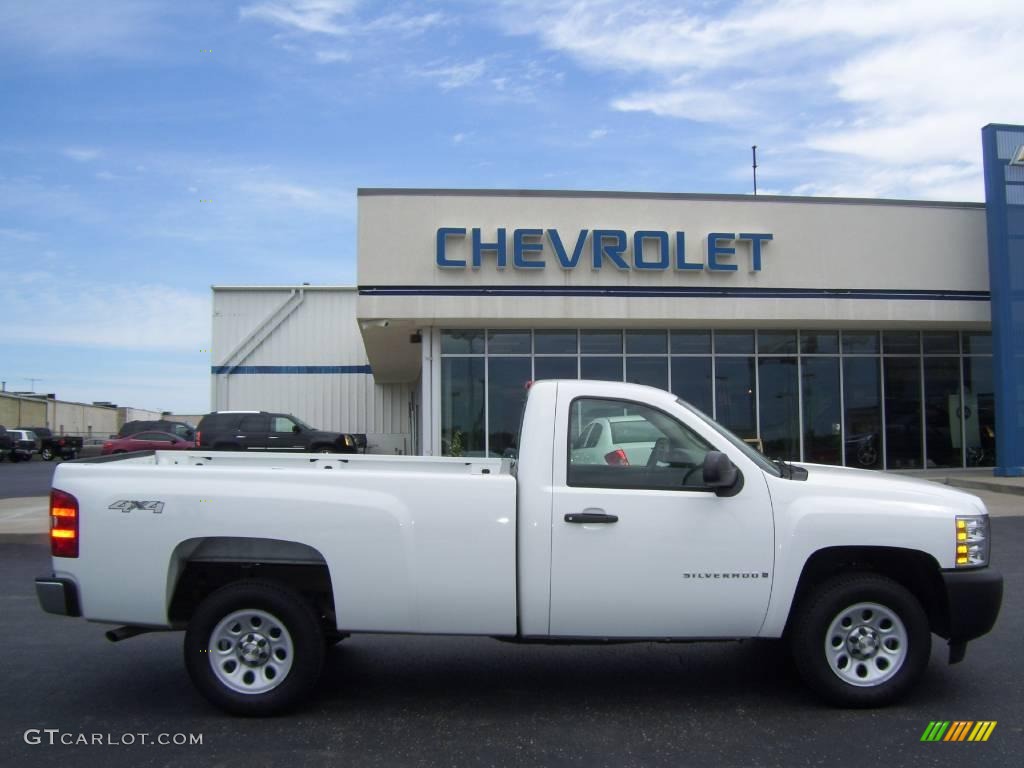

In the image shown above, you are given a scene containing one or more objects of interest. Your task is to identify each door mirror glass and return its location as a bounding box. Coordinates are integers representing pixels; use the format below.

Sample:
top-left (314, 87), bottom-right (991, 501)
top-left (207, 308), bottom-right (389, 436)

top-left (292, 425), bottom-right (301, 434)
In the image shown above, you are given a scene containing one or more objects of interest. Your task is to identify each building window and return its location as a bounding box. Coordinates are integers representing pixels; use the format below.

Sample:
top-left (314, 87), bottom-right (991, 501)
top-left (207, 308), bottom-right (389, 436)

top-left (437, 328), bottom-right (994, 469)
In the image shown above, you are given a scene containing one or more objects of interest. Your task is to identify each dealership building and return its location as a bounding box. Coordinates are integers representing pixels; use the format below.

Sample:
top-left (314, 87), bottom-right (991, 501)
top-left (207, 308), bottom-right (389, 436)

top-left (210, 124), bottom-right (1024, 475)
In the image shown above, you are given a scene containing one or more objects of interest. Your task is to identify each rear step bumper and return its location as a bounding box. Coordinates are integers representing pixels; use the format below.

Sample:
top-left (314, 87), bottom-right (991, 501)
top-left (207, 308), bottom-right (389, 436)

top-left (35, 577), bottom-right (80, 617)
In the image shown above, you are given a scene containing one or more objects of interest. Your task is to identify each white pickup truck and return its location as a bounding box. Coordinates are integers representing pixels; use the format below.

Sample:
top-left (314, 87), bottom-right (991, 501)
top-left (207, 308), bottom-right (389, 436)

top-left (35, 380), bottom-right (1002, 716)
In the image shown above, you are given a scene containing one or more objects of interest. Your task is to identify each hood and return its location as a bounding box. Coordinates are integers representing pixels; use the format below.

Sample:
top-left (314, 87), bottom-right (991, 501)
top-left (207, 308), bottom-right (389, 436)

top-left (792, 463), bottom-right (989, 516)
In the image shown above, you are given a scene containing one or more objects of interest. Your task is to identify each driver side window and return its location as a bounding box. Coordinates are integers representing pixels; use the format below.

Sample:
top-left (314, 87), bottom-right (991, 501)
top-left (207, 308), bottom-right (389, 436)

top-left (567, 397), bottom-right (714, 490)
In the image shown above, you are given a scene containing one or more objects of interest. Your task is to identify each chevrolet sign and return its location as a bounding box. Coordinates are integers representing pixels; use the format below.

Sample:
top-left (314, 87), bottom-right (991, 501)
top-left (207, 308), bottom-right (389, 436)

top-left (436, 228), bottom-right (773, 272)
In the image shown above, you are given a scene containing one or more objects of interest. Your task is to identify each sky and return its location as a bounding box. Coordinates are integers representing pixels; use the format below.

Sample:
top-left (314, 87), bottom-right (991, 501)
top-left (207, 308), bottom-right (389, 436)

top-left (0, 0), bottom-right (1021, 413)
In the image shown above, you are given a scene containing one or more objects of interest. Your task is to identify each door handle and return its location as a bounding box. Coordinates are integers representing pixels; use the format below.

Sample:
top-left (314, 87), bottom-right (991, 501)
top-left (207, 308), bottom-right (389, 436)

top-left (564, 512), bottom-right (619, 524)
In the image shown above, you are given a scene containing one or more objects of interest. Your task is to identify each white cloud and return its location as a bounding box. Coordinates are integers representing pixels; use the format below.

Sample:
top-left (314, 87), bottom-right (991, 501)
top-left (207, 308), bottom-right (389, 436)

top-left (588, 128), bottom-right (608, 140)
top-left (241, 0), bottom-right (442, 40)
top-left (315, 49), bottom-right (351, 63)
top-left (95, 170), bottom-right (118, 181)
top-left (63, 147), bottom-right (100, 162)
top-left (0, 0), bottom-right (164, 58)
top-left (0, 276), bottom-right (209, 352)
top-left (360, 11), bottom-right (444, 36)
top-left (497, 0), bottom-right (1024, 200)
top-left (612, 82), bottom-right (751, 122)
top-left (240, 0), bottom-right (357, 36)
top-left (452, 132), bottom-right (468, 144)
top-left (0, 228), bottom-right (41, 242)
top-left (417, 58), bottom-right (486, 91)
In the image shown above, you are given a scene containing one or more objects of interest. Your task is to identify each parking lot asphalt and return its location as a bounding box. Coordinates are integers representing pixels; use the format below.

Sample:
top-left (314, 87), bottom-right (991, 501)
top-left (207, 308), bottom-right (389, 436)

top-left (2, 518), bottom-right (1023, 768)
top-left (0, 457), bottom-right (58, 499)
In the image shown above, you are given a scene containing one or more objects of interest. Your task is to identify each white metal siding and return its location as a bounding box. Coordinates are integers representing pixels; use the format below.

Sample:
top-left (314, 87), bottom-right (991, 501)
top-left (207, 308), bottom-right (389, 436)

top-left (211, 288), bottom-right (414, 453)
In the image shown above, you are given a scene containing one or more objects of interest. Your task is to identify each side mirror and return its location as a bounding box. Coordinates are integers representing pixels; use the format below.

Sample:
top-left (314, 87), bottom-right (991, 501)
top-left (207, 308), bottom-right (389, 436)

top-left (293, 425), bottom-right (302, 433)
top-left (702, 451), bottom-right (741, 495)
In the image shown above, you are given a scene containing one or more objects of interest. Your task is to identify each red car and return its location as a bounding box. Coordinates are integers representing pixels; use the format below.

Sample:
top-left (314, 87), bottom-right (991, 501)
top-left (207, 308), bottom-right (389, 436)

top-left (101, 431), bottom-right (196, 455)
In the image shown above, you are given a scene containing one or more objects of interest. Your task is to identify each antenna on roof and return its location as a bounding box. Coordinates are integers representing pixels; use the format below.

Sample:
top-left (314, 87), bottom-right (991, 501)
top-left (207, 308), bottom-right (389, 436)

top-left (752, 145), bottom-right (758, 196)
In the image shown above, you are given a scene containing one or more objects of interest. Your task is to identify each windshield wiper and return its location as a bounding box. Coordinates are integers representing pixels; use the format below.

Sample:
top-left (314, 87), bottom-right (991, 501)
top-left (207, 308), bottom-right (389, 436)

top-left (773, 457), bottom-right (808, 481)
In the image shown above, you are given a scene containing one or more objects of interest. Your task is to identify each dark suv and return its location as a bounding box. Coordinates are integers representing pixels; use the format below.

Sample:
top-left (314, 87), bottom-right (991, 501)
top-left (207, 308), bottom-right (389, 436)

top-left (195, 411), bottom-right (358, 453)
top-left (119, 420), bottom-right (195, 440)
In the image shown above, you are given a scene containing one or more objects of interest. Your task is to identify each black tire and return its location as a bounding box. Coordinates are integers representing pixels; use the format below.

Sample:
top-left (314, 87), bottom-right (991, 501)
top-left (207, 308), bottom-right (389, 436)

top-left (9, 453), bottom-right (20, 463)
top-left (312, 445), bottom-right (333, 454)
top-left (41, 448), bottom-right (54, 461)
top-left (789, 573), bottom-right (930, 708)
top-left (184, 580), bottom-right (325, 717)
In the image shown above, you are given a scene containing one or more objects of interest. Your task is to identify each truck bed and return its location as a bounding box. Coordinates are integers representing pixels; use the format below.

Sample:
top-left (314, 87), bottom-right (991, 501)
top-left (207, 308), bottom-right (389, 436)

top-left (52, 450), bottom-right (518, 634)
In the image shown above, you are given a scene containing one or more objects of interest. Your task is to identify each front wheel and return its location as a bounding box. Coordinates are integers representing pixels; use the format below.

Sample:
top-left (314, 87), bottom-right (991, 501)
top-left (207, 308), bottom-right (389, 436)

top-left (184, 580), bottom-right (325, 716)
top-left (41, 447), bottom-right (54, 461)
top-left (789, 573), bottom-right (930, 707)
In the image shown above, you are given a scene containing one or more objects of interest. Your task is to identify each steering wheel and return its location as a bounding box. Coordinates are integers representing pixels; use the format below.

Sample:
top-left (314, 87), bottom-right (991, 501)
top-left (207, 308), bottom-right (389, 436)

top-left (647, 437), bottom-right (670, 467)
top-left (681, 463), bottom-right (705, 487)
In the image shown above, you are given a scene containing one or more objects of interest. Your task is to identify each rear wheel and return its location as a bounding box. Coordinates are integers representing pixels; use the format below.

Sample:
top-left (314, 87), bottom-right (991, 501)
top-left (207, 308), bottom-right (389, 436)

top-left (41, 447), bottom-right (54, 461)
top-left (184, 580), bottom-right (325, 716)
top-left (789, 573), bottom-right (930, 707)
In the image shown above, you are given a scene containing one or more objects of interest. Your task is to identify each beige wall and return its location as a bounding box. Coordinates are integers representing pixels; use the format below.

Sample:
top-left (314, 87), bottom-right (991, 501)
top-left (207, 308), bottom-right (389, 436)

top-left (49, 401), bottom-right (119, 437)
top-left (356, 190), bottom-right (992, 380)
top-left (358, 191), bottom-right (988, 298)
top-left (0, 394), bottom-right (46, 428)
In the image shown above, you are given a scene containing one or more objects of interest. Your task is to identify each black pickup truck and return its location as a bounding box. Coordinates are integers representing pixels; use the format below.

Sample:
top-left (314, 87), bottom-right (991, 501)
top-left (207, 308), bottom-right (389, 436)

top-left (0, 425), bottom-right (13, 462)
top-left (22, 427), bottom-right (83, 461)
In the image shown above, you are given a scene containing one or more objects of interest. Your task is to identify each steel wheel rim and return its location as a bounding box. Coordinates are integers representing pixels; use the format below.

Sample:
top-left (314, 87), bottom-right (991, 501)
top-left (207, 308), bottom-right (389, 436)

top-left (209, 608), bottom-right (294, 694)
top-left (824, 601), bottom-right (907, 687)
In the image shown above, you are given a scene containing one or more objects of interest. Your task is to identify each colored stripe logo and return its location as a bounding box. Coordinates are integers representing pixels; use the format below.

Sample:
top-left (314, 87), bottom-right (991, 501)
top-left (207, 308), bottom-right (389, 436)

top-left (920, 721), bottom-right (997, 742)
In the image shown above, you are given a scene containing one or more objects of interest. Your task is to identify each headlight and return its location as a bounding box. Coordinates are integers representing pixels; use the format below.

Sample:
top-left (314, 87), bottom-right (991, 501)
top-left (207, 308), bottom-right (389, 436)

top-left (955, 516), bottom-right (990, 568)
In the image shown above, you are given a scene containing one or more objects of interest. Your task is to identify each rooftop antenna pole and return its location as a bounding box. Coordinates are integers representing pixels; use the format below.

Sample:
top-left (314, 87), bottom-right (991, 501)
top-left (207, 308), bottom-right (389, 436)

top-left (26, 378), bottom-right (41, 392)
top-left (752, 145), bottom-right (758, 196)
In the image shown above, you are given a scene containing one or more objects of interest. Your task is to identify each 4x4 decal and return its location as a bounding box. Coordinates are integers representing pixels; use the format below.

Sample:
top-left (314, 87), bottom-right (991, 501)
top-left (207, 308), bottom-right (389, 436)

top-left (109, 500), bottom-right (165, 515)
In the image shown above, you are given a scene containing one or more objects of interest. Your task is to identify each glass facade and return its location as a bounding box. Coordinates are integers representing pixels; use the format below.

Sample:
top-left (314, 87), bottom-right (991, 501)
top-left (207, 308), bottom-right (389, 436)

top-left (439, 328), bottom-right (995, 468)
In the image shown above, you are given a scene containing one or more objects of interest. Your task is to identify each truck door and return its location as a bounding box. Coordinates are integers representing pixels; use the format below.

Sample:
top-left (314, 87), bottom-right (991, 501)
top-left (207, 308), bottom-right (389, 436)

top-left (268, 415), bottom-right (306, 451)
top-left (238, 414), bottom-right (270, 450)
top-left (549, 395), bottom-right (774, 638)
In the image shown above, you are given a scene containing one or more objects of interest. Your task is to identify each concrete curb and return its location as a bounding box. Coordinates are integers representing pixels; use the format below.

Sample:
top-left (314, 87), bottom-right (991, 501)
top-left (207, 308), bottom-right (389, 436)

top-left (943, 477), bottom-right (1024, 497)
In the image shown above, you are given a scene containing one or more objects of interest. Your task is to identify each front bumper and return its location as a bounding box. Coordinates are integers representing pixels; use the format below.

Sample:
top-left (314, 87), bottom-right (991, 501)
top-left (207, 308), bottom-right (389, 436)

top-left (35, 577), bottom-right (80, 617)
top-left (941, 567), bottom-right (1003, 643)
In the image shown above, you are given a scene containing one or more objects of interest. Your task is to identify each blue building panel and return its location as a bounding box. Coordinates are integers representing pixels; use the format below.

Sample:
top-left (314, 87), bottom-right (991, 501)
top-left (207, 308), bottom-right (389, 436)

top-left (982, 124), bottom-right (1024, 476)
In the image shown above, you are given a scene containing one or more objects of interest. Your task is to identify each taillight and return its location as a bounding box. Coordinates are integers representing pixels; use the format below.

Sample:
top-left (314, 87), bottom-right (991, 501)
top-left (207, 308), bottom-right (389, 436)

top-left (50, 488), bottom-right (79, 558)
top-left (604, 448), bottom-right (629, 466)
top-left (195, 430), bottom-right (202, 445)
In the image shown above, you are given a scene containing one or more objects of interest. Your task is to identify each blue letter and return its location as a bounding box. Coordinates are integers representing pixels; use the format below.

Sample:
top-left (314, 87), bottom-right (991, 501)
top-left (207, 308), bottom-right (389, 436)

top-left (436, 227), bottom-right (466, 268)
top-left (513, 229), bottom-right (545, 269)
top-left (548, 229), bottom-right (588, 269)
top-left (633, 231), bottom-right (669, 270)
top-left (592, 229), bottom-right (629, 270)
top-left (738, 233), bottom-right (773, 271)
top-left (472, 228), bottom-right (507, 269)
top-left (675, 232), bottom-right (702, 270)
top-left (707, 232), bottom-right (738, 271)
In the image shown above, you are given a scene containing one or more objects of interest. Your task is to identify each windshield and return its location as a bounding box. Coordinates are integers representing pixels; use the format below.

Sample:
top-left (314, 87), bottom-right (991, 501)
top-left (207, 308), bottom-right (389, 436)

top-left (676, 398), bottom-right (781, 477)
top-left (293, 416), bottom-right (316, 431)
